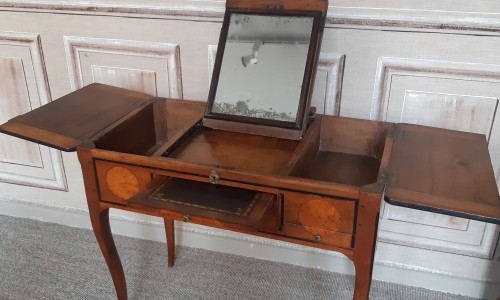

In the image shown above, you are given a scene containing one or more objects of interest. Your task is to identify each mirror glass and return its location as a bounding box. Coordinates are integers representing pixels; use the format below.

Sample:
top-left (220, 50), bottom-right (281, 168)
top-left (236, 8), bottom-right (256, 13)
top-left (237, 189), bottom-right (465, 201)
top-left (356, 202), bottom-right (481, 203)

top-left (210, 13), bottom-right (315, 123)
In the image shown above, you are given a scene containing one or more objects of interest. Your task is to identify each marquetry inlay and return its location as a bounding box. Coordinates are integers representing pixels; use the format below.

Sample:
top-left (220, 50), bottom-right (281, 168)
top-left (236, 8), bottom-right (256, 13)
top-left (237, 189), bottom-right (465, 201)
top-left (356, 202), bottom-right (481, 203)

top-left (106, 167), bottom-right (140, 200)
top-left (299, 199), bottom-right (342, 232)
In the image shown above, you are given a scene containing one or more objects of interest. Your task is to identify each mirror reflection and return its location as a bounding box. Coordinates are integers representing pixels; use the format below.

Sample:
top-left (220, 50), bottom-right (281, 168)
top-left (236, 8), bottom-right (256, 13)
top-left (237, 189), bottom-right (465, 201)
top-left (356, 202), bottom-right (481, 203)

top-left (212, 13), bottom-right (314, 123)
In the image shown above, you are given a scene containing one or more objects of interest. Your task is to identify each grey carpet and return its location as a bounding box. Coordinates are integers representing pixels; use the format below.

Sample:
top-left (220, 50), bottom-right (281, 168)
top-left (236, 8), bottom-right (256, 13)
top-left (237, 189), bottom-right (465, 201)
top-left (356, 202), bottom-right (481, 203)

top-left (0, 214), bottom-right (478, 300)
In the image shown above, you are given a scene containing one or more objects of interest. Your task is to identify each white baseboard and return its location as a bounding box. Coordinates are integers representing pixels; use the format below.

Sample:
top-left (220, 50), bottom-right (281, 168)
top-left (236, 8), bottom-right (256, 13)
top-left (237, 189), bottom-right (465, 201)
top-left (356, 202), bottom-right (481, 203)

top-left (1, 196), bottom-right (498, 299)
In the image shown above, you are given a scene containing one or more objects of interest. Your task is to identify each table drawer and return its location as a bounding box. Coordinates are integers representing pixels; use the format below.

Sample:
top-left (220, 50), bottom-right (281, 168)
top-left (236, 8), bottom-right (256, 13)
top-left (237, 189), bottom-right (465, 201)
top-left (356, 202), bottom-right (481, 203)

top-left (128, 176), bottom-right (275, 232)
top-left (281, 192), bottom-right (356, 249)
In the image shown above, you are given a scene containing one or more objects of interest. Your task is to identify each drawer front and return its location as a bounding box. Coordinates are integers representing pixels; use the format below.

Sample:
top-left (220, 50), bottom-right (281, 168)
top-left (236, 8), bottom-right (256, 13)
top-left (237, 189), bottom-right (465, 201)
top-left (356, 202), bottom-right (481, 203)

top-left (95, 160), bottom-right (152, 205)
top-left (282, 192), bottom-right (356, 249)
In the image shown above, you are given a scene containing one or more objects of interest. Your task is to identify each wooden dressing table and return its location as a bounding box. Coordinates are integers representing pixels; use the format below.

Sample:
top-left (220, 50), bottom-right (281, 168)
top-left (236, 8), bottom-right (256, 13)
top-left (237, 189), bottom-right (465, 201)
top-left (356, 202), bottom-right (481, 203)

top-left (1, 1), bottom-right (500, 299)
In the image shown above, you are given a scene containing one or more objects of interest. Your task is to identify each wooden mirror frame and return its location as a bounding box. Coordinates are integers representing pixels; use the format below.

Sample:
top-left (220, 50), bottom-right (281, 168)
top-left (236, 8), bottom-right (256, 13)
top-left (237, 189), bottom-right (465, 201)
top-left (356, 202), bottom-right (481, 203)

top-left (203, 0), bottom-right (328, 140)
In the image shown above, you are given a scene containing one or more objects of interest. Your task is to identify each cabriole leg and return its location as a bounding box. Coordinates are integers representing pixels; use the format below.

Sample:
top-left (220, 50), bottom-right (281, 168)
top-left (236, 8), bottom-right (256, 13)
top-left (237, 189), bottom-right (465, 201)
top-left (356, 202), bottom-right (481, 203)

top-left (89, 206), bottom-right (127, 300)
top-left (78, 147), bottom-right (127, 300)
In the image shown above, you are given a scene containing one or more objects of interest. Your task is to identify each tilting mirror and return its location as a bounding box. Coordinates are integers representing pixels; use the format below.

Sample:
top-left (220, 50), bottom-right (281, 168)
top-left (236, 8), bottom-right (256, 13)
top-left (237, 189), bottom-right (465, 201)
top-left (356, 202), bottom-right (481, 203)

top-left (204, 6), bottom-right (325, 140)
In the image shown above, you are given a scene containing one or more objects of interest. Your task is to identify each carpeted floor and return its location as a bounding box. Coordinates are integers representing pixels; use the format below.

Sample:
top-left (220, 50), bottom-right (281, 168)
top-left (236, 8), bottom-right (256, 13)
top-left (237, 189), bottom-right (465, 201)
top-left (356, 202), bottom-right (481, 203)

top-left (0, 214), bottom-right (479, 300)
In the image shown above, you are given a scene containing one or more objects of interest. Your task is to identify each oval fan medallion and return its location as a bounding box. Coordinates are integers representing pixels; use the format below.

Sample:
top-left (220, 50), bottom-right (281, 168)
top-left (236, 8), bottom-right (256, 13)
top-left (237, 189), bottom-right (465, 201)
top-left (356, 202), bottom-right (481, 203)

top-left (106, 167), bottom-right (139, 200)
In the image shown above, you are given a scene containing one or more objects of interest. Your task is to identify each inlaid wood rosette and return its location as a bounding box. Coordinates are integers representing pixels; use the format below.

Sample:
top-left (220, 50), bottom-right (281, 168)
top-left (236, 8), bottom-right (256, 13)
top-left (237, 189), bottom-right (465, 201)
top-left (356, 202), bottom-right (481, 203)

top-left (106, 166), bottom-right (140, 199)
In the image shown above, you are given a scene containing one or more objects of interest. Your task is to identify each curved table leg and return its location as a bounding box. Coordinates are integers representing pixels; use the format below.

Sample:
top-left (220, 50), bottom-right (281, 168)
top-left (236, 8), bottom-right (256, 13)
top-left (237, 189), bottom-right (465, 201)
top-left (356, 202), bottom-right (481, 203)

top-left (78, 147), bottom-right (127, 300)
top-left (89, 206), bottom-right (127, 300)
top-left (352, 185), bottom-right (383, 300)
top-left (164, 219), bottom-right (175, 267)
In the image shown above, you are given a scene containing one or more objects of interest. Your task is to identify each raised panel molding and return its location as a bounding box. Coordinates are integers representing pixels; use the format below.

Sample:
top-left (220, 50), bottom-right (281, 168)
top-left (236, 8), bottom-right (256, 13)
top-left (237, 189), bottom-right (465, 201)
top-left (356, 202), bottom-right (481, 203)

top-left (314, 53), bottom-right (345, 116)
top-left (208, 45), bottom-right (345, 116)
top-left (64, 36), bottom-right (182, 97)
top-left (0, 31), bottom-right (67, 191)
top-left (370, 57), bottom-right (500, 121)
top-left (0, 56), bottom-right (42, 167)
top-left (401, 91), bottom-right (498, 140)
top-left (371, 57), bottom-right (500, 258)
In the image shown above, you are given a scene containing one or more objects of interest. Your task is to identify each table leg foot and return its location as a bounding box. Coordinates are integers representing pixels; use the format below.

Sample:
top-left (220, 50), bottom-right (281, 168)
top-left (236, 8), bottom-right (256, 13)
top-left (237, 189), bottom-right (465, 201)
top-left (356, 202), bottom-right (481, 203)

top-left (164, 218), bottom-right (175, 267)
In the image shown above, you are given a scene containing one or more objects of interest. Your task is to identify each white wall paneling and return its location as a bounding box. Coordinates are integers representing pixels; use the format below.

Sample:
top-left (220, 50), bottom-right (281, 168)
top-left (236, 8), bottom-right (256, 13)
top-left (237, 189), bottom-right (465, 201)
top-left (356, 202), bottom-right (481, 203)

top-left (91, 66), bottom-right (158, 96)
top-left (371, 57), bottom-right (500, 258)
top-left (64, 36), bottom-right (182, 97)
top-left (0, 31), bottom-right (67, 190)
top-left (0, 2), bottom-right (500, 298)
top-left (370, 57), bottom-right (500, 121)
top-left (401, 91), bottom-right (498, 140)
top-left (0, 57), bottom-right (42, 167)
top-left (3, 1), bottom-right (500, 35)
top-left (313, 53), bottom-right (345, 116)
top-left (208, 45), bottom-right (345, 116)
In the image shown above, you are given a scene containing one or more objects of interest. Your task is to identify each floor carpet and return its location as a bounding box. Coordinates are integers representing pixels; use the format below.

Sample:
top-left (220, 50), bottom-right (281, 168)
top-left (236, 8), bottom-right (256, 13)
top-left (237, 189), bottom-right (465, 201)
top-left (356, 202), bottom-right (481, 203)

top-left (0, 214), bottom-right (479, 300)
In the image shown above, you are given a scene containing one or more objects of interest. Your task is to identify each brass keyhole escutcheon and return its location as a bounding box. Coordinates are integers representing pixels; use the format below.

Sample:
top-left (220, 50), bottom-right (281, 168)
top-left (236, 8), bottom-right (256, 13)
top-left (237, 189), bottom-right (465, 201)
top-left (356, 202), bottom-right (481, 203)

top-left (183, 215), bottom-right (191, 223)
top-left (314, 235), bottom-right (322, 242)
top-left (209, 170), bottom-right (219, 184)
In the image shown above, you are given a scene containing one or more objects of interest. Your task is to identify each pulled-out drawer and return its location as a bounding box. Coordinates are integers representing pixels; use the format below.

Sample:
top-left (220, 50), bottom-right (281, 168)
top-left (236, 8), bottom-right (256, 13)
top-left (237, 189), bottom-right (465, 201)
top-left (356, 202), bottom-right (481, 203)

top-left (128, 176), bottom-right (275, 232)
top-left (281, 191), bottom-right (356, 249)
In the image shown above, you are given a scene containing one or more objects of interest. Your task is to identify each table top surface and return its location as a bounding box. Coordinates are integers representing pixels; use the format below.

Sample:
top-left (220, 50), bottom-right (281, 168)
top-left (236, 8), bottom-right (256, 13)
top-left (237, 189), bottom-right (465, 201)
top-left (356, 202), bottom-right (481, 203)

top-left (385, 123), bottom-right (500, 224)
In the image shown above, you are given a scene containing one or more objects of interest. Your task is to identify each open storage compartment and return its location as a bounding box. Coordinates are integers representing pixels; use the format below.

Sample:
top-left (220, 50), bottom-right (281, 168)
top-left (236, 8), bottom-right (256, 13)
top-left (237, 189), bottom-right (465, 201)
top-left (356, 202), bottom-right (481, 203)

top-left (161, 125), bottom-right (301, 175)
top-left (289, 116), bottom-right (391, 187)
top-left (95, 99), bottom-right (205, 156)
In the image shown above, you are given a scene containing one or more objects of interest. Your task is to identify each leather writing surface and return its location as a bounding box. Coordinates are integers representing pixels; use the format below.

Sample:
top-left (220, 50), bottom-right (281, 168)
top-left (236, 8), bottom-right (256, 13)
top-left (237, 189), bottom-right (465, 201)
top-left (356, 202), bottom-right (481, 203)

top-left (151, 178), bottom-right (259, 216)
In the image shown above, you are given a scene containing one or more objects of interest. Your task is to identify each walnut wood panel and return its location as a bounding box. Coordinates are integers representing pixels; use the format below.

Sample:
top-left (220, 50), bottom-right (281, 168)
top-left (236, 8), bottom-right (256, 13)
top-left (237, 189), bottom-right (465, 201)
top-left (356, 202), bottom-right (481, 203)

top-left (319, 116), bottom-right (389, 159)
top-left (166, 127), bottom-right (300, 175)
top-left (94, 103), bottom-right (158, 156)
top-left (95, 160), bottom-right (152, 205)
top-left (163, 100), bottom-right (206, 141)
top-left (257, 194), bottom-right (280, 234)
top-left (0, 83), bottom-right (153, 151)
top-left (386, 124), bottom-right (500, 223)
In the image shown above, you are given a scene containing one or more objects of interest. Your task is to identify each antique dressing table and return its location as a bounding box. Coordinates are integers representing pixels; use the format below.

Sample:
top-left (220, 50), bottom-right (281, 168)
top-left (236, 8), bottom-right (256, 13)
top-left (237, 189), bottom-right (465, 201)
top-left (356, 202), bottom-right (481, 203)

top-left (1, 1), bottom-right (500, 299)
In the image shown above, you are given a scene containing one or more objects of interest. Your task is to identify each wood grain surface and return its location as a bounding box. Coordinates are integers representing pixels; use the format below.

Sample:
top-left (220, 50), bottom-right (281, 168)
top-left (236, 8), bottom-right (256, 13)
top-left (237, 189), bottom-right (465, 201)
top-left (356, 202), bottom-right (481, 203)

top-left (385, 124), bottom-right (500, 223)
